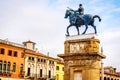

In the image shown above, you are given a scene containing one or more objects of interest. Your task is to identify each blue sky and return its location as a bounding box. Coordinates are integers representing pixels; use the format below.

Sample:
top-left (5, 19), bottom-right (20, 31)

top-left (0, 0), bottom-right (120, 71)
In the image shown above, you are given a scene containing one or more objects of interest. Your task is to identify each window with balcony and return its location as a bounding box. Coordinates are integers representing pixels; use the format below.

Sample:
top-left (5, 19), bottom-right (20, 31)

top-left (0, 48), bottom-right (5, 54)
top-left (13, 51), bottom-right (17, 57)
top-left (3, 61), bottom-right (6, 72)
top-left (8, 50), bottom-right (12, 56)
top-left (13, 63), bottom-right (16, 72)
top-left (0, 60), bottom-right (2, 73)
top-left (20, 64), bottom-right (23, 74)
top-left (7, 62), bottom-right (11, 72)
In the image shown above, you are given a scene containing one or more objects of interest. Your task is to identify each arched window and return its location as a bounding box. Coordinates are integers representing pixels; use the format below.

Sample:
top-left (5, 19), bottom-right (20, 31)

top-left (7, 62), bottom-right (11, 73)
top-left (13, 63), bottom-right (16, 72)
top-left (104, 77), bottom-right (106, 80)
top-left (20, 64), bottom-right (23, 74)
top-left (0, 60), bottom-right (2, 73)
top-left (108, 77), bottom-right (110, 80)
top-left (3, 61), bottom-right (7, 72)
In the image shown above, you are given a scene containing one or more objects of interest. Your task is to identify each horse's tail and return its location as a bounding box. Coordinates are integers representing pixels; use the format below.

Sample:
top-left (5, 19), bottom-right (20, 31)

top-left (93, 15), bottom-right (101, 22)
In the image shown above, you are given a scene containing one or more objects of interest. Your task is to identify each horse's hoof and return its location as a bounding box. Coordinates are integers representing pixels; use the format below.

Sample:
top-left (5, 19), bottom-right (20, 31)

top-left (65, 34), bottom-right (69, 36)
top-left (82, 33), bottom-right (85, 34)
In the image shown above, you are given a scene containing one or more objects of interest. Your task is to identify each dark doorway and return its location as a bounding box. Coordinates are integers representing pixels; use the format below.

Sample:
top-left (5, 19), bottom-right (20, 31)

top-left (40, 69), bottom-right (42, 77)
top-left (48, 70), bottom-right (51, 78)
top-left (27, 68), bottom-right (30, 76)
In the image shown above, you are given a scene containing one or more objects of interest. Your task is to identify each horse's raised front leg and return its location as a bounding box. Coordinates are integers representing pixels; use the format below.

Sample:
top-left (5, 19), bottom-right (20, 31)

top-left (76, 26), bottom-right (80, 35)
top-left (91, 24), bottom-right (97, 34)
top-left (66, 25), bottom-right (71, 36)
top-left (82, 24), bottom-right (88, 34)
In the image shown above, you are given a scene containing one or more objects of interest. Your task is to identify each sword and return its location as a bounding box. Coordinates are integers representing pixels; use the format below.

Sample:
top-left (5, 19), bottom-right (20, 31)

top-left (67, 7), bottom-right (74, 11)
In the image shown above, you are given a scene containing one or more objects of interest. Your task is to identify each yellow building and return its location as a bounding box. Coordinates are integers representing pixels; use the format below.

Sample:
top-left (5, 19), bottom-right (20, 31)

top-left (56, 58), bottom-right (64, 80)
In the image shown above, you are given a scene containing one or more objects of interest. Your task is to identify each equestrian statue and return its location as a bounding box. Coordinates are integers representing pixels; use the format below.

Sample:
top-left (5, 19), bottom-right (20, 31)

top-left (64, 4), bottom-right (101, 36)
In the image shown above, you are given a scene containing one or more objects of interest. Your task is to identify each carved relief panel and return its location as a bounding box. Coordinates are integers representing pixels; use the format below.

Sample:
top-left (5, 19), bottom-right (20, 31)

top-left (65, 40), bottom-right (100, 54)
top-left (70, 43), bottom-right (85, 53)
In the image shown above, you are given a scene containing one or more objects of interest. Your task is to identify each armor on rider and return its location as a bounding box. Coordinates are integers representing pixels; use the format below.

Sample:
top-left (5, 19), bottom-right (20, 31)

top-left (73, 4), bottom-right (84, 24)
top-left (77, 4), bottom-right (84, 15)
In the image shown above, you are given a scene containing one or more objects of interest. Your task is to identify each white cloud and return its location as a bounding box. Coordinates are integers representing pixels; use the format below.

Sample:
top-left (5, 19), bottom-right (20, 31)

top-left (99, 27), bottom-right (120, 71)
top-left (89, 0), bottom-right (101, 4)
top-left (114, 7), bottom-right (120, 12)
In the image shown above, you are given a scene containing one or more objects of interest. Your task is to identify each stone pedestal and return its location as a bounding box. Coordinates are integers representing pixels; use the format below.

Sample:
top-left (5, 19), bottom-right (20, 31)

top-left (58, 33), bottom-right (106, 80)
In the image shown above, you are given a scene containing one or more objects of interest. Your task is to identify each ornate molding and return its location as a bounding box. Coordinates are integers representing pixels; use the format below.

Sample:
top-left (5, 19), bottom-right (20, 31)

top-left (65, 59), bottom-right (97, 67)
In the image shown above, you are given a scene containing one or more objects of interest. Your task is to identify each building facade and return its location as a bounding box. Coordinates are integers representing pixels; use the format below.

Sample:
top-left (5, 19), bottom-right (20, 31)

top-left (1, 38), bottom-right (120, 80)
top-left (0, 39), bottom-right (58, 80)
top-left (0, 39), bottom-right (24, 79)
top-left (101, 66), bottom-right (120, 80)
top-left (23, 41), bottom-right (57, 80)
top-left (56, 58), bottom-right (64, 80)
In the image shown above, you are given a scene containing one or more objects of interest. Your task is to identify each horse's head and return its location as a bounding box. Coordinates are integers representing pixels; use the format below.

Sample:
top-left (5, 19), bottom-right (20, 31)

top-left (65, 9), bottom-right (79, 25)
top-left (64, 10), bottom-right (73, 18)
top-left (64, 10), bottom-right (69, 18)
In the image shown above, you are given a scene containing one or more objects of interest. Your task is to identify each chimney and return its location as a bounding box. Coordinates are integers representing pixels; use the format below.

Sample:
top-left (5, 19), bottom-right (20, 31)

top-left (47, 52), bottom-right (49, 57)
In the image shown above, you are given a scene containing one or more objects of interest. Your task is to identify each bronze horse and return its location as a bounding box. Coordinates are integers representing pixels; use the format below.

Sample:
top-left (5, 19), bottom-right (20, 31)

top-left (64, 9), bottom-right (101, 36)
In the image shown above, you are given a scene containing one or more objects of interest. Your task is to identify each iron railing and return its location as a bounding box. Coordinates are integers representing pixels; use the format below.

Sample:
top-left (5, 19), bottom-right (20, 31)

top-left (26, 73), bottom-right (55, 80)
top-left (0, 70), bottom-right (12, 76)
